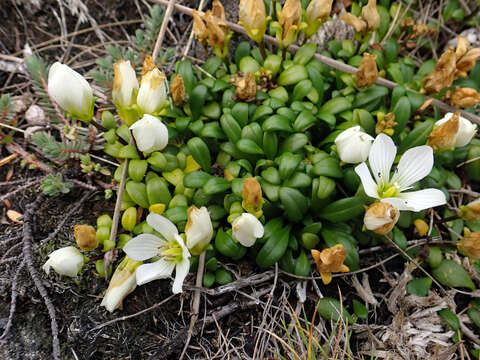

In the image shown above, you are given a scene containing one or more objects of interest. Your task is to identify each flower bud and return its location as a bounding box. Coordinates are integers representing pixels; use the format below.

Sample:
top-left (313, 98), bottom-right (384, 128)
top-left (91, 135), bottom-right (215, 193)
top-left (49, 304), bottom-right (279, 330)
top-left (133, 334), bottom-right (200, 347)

top-left (137, 66), bottom-right (167, 115)
top-left (458, 229), bottom-right (480, 260)
top-left (364, 202), bottom-right (399, 235)
top-left (74, 224), bottom-right (98, 251)
top-left (232, 213), bottom-right (264, 247)
top-left (170, 74), bottom-right (185, 106)
top-left (242, 177), bottom-right (263, 217)
top-left (355, 53), bottom-right (378, 88)
top-left (448, 87), bottom-right (480, 108)
top-left (361, 0), bottom-right (380, 31)
top-left (340, 13), bottom-right (367, 34)
top-left (414, 219), bottom-right (429, 237)
top-left (42, 246), bottom-right (84, 277)
top-left (428, 111), bottom-right (460, 152)
top-left (101, 257), bottom-right (141, 312)
top-left (305, 0), bottom-right (333, 37)
top-left (433, 112), bottom-right (477, 148)
top-left (276, 0), bottom-right (303, 47)
top-left (234, 72), bottom-right (257, 102)
top-left (239, 0), bottom-right (267, 43)
top-left (334, 125), bottom-right (374, 164)
top-left (459, 198), bottom-right (480, 221)
top-left (130, 114), bottom-right (169, 153)
top-left (47, 62), bottom-right (94, 121)
top-left (112, 60), bottom-right (139, 108)
top-left (185, 206), bottom-right (214, 255)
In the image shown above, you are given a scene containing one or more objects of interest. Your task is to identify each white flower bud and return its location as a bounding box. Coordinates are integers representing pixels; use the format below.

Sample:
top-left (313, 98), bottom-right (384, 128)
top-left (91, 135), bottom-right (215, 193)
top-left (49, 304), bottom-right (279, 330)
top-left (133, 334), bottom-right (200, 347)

top-left (47, 62), bottom-right (94, 121)
top-left (335, 126), bottom-right (374, 164)
top-left (42, 246), bottom-right (84, 277)
top-left (185, 206), bottom-right (214, 255)
top-left (112, 60), bottom-right (139, 108)
top-left (136, 68), bottom-right (167, 115)
top-left (435, 112), bottom-right (477, 147)
top-left (232, 213), bottom-right (264, 247)
top-left (130, 114), bottom-right (169, 153)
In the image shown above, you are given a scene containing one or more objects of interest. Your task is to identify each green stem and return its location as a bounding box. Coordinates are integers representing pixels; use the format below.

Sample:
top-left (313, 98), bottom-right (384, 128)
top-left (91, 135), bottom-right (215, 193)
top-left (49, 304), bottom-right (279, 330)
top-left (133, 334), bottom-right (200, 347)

top-left (259, 42), bottom-right (267, 60)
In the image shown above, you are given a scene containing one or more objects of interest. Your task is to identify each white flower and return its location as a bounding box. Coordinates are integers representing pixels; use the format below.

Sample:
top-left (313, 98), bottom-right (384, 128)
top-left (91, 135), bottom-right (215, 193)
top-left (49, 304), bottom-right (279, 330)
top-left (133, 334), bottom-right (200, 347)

top-left (136, 68), bottom-right (168, 115)
top-left (123, 213), bottom-right (191, 294)
top-left (130, 114), bottom-right (169, 153)
top-left (435, 112), bottom-right (477, 147)
top-left (42, 246), bottom-right (84, 277)
top-left (335, 126), bottom-right (374, 164)
top-left (47, 62), bottom-right (94, 121)
top-left (185, 206), bottom-right (214, 255)
top-left (355, 133), bottom-right (446, 212)
top-left (101, 257), bottom-right (140, 313)
top-left (112, 60), bottom-right (139, 108)
top-left (232, 213), bottom-right (264, 247)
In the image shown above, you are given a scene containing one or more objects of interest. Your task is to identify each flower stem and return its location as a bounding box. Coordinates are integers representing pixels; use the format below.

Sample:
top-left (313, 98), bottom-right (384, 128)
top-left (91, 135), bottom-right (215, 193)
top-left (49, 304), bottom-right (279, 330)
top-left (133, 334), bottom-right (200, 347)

top-left (179, 251), bottom-right (205, 360)
top-left (439, 214), bottom-right (460, 223)
top-left (259, 42), bottom-right (267, 60)
top-left (281, 47), bottom-right (287, 61)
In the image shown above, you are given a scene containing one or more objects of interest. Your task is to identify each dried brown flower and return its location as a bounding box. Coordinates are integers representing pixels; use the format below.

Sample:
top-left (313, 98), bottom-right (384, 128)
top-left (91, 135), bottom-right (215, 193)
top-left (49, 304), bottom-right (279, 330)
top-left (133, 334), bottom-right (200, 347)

top-left (422, 47), bottom-right (457, 94)
top-left (361, 0), bottom-right (380, 31)
top-left (311, 244), bottom-right (350, 285)
top-left (427, 111), bottom-right (460, 152)
top-left (458, 229), bottom-right (480, 260)
top-left (340, 13), bottom-right (367, 33)
top-left (170, 74), bottom-right (185, 106)
top-left (355, 53), bottom-right (378, 88)
top-left (459, 198), bottom-right (480, 221)
top-left (234, 72), bottom-right (257, 102)
top-left (242, 177), bottom-right (263, 216)
top-left (456, 48), bottom-right (480, 77)
top-left (141, 55), bottom-right (156, 76)
top-left (192, 10), bottom-right (209, 46)
top-left (375, 112), bottom-right (397, 135)
top-left (74, 224), bottom-right (98, 251)
top-left (448, 87), bottom-right (480, 108)
top-left (364, 202), bottom-right (399, 235)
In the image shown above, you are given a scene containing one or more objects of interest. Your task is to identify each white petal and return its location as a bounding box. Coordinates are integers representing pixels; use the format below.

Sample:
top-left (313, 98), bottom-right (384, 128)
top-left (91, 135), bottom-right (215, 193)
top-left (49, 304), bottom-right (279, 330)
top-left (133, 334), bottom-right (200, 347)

top-left (382, 189), bottom-right (446, 212)
top-left (368, 133), bottom-right (396, 185)
top-left (391, 146), bottom-right (433, 190)
top-left (146, 213), bottom-right (178, 241)
top-left (100, 269), bottom-right (137, 313)
top-left (354, 162), bottom-right (379, 198)
top-left (43, 246), bottom-right (84, 277)
top-left (172, 258), bottom-right (190, 294)
top-left (232, 213), bottom-right (264, 247)
top-left (122, 234), bottom-right (164, 261)
top-left (175, 234), bottom-right (191, 261)
top-left (456, 117), bottom-right (477, 147)
top-left (335, 126), bottom-right (374, 164)
top-left (135, 259), bottom-right (175, 286)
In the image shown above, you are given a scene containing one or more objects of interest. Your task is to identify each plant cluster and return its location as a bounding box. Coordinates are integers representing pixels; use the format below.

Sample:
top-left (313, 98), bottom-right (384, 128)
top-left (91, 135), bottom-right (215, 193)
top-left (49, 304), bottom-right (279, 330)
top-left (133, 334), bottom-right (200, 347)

top-left (28, 0), bottom-right (480, 353)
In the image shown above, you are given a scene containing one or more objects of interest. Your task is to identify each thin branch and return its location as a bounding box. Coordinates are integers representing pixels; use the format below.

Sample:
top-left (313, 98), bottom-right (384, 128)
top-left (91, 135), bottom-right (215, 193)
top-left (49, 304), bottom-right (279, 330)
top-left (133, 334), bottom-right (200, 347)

top-left (152, 0), bottom-right (176, 60)
top-left (152, 0), bottom-right (480, 124)
top-left (22, 195), bottom-right (61, 360)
